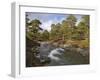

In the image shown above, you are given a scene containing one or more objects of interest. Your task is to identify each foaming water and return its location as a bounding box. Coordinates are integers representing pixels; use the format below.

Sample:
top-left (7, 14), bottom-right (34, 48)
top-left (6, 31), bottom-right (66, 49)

top-left (48, 48), bottom-right (64, 61)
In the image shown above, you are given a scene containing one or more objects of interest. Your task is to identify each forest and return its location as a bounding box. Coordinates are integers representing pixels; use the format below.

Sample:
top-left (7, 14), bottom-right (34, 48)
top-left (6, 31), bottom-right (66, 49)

top-left (26, 14), bottom-right (89, 67)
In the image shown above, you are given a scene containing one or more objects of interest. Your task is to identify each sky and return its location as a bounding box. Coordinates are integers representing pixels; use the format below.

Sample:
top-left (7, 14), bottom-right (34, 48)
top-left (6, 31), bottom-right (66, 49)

top-left (26, 12), bottom-right (83, 31)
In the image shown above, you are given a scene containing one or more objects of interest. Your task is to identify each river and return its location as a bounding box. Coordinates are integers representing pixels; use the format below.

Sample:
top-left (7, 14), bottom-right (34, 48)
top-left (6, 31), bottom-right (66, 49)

top-left (37, 42), bottom-right (89, 66)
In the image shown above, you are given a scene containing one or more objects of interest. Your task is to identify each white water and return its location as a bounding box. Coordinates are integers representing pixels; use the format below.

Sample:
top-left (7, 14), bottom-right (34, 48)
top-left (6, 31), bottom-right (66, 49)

top-left (48, 48), bottom-right (64, 61)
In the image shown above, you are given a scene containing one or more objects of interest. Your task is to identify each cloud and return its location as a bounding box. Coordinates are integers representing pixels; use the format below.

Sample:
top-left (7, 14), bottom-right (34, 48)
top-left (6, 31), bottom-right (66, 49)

top-left (40, 20), bottom-right (52, 31)
top-left (40, 17), bottom-right (65, 31)
top-left (26, 12), bottom-right (67, 22)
